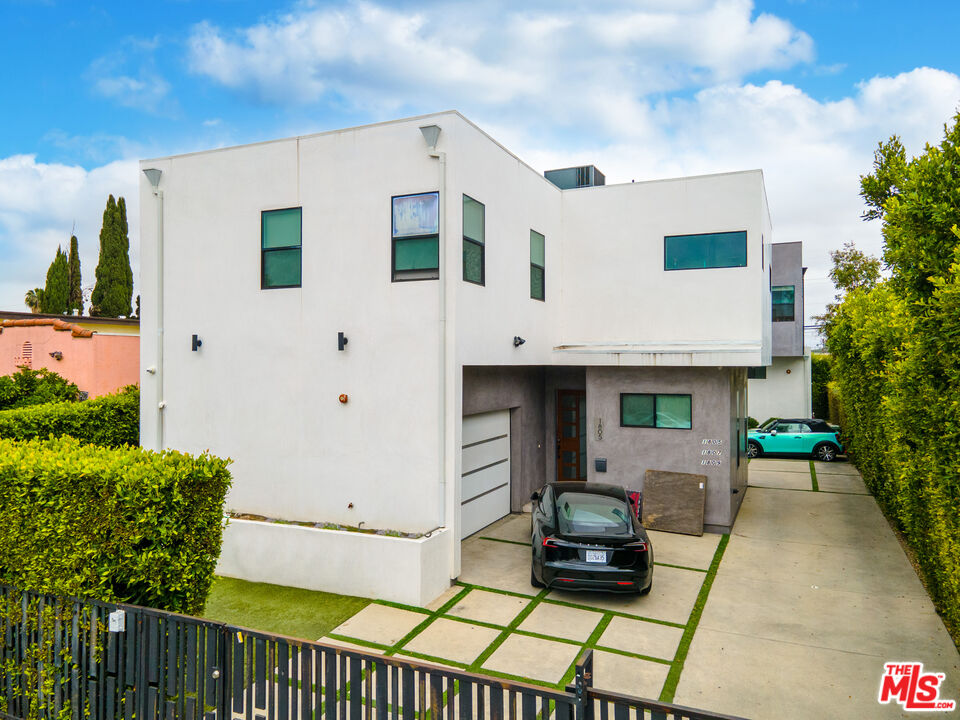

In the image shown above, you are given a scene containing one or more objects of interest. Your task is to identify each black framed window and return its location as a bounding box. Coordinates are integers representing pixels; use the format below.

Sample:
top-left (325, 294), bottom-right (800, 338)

top-left (747, 367), bottom-right (767, 379)
top-left (621, 393), bottom-right (692, 429)
top-left (462, 195), bottom-right (485, 285)
top-left (392, 192), bottom-right (439, 281)
top-left (772, 285), bottom-right (795, 321)
top-left (261, 207), bottom-right (302, 289)
top-left (664, 231), bottom-right (747, 270)
top-left (530, 229), bottom-right (545, 300)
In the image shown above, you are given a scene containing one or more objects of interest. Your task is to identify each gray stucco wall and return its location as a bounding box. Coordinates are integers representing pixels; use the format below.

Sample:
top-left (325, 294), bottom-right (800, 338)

top-left (462, 366), bottom-right (546, 511)
top-left (584, 366), bottom-right (743, 531)
top-left (771, 242), bottom-right (805, 357)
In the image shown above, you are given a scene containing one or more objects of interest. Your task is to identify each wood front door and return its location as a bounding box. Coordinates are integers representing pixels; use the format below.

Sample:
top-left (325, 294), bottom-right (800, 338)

top-left (556, 389), bottom-right (587, 481)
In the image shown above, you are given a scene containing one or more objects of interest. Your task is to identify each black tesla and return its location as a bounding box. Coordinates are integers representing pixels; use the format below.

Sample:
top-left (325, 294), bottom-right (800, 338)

top-left (530, 482), bottom-right (653, 594)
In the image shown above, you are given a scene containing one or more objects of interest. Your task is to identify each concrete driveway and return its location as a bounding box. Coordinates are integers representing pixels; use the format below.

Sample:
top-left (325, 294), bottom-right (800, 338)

top-left (674, 457), bottom-right (960, 719)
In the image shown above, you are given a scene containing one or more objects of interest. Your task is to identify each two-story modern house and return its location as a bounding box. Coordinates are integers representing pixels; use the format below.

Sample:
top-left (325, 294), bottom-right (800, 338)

top-left (139, 111), bottom-right (773, 605)
top-left (747, 241), bottom-right (811, 422)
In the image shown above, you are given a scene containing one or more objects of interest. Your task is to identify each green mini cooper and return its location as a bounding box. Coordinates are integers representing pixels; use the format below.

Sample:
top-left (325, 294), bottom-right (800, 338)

top-left (747, 418), bottom-right (844, 462)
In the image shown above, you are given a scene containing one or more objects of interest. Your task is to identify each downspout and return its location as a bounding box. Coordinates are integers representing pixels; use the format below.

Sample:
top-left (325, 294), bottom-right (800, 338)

top-left (431, 150), bottom-right (448, 531)
top-left (155, 188), bottom-right (165, 450)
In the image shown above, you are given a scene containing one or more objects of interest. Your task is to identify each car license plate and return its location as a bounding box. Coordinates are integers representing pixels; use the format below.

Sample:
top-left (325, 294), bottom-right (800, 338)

top-left (586, 550), bottom-right (607, 563)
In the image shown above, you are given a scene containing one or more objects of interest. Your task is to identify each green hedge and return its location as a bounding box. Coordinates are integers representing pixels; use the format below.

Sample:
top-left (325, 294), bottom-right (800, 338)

top-left (0, 367), bottom-right (79, 410)
top-left (0, 385), bottom-right (138, 447)
top-left (0, 436), bottom-right (231, 615)
top-left (810, 353), bottom-right (831, 420)
top-left (827, 115), bottom-right (960, 640)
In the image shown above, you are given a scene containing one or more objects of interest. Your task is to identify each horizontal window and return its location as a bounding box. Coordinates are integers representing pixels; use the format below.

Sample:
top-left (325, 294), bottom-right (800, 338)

top-left (747, 367), bottom-right (767, 380)
top-left (392, 192), bottom-right (439, 281)
top-left (621, 393), bottom-right (692, 429)
top-left (664, 231), bottom-right (747, 270)
top-left (262, 207), bottom-right (301, 289)
top-left (463, 195), bottom-right (485, 285)
top-left (530, 229), bottom-right (545, 300)
top-left (772, 285), bottom-right (795, 322)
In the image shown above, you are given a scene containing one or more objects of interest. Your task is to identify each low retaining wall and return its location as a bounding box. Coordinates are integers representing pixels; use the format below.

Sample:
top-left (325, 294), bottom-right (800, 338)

top-left (216, 519), bottom-right (452, 606)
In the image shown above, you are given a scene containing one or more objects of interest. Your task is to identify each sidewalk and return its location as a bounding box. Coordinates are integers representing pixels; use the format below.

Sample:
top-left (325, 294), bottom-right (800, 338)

top-left (674, 458), bottom-right (960, 719)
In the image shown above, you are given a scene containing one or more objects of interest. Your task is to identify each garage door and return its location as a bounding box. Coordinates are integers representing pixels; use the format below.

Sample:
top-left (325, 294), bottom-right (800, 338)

top-left (461, 410), bottom-right (511, 539)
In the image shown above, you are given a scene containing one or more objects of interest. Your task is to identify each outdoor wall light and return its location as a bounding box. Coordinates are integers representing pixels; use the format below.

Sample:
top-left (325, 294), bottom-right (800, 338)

top-left (49, 351), bottom-right (63, 361)
top-left (338, 331), bottom-right (348, 351)
top-left (192, 334), bottom-right (202, 351)
top-left (339, 394), bottom-right (349, 404)
top-left (419, 124), bottom-right (441, 151)
top-left (513, 336), bottom-right (526, 348)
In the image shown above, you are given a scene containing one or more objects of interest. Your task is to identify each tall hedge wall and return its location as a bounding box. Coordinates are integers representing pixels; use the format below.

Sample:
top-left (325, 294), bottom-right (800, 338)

top-left (810, 353), bottom-right (831, 420)
top-left (827, 115), bottom-right (960, 638)
top-left (0, 437), bottom-right (231, 615)
top-left (0, 385), bottom-right (138, 447)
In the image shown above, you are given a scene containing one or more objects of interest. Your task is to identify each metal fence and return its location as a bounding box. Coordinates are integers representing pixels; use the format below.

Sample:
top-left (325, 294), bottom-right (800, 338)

top-left (0, 584), bottom-right (746, 720)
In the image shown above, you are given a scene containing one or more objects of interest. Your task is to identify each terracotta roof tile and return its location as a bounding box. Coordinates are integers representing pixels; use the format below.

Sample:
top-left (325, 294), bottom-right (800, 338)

top-left (0, 318), bottom-right (94, 338)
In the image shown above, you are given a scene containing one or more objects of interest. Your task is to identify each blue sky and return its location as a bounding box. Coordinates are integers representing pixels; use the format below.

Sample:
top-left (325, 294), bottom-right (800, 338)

top-left (2, 0), bottom-right (959, 329)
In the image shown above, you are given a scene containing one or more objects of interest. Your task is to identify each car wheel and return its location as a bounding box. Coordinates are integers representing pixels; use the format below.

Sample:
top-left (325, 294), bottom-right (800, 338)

top-left (813, 443), bottom-right (838, 462)
top-left (530, 566), bottom-right (544, 588)
top-left (746, 440), bottom-right (761, 459)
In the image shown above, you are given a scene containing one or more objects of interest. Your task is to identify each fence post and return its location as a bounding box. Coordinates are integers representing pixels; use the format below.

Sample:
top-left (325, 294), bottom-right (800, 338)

top-left (574, 649), bottom-right (594, 720)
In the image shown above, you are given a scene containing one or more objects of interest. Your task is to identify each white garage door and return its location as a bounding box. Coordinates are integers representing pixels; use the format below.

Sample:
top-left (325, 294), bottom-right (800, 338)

top-left (461, 410), bottom-right (511, 539)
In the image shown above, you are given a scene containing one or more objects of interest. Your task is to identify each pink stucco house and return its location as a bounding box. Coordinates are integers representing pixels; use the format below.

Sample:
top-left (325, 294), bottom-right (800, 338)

top-left (0, 311), bottom-right (139, 398)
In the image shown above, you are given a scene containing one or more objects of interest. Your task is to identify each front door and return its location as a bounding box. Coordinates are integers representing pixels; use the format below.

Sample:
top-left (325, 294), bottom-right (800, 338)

top-left (556, 389), bottom-right (587, 481)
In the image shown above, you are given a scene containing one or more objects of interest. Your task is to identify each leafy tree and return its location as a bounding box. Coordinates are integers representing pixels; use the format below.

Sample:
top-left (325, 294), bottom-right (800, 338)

top-left (810, 353), bottom-right (831, 420)
top-left (90, 195), bottom-right (133, 317)
top-left (39, 246), bottom-right (69, 314)
top-left (68, 234), bottom-right (83, 315)
top-left (24, 288), bottom-right (42, 313)
top-left (815, 241), bottom-right (882, 333)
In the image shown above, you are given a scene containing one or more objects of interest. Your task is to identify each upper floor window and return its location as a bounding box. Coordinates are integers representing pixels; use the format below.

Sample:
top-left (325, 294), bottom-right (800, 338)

top-left (772, 285), bottom-right (795, 321)
top-left (262, 207), bottom-right (302, 289)
top-left (462, 195), bottom-right (485, 285)
top-left (530, 230), bottom-right (545, 300)
top-left (664, 231), bottom-right (747, 270)
top-left (621, 393), bottom-right (692, 429)
top-left (392, 192), bottom-right (439, 281)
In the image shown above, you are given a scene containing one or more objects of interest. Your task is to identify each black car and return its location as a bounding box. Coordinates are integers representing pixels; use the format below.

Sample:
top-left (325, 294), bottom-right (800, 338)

top-left (530, 482), bottom-right (653, 594)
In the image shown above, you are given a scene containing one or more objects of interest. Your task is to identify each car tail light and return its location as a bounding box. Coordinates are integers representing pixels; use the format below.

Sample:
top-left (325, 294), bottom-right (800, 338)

top-left (625, 541), bottom-right (647, 552)
top-left (543, 537), bottom-right (559, 548)
top-left (616, 581), bottom-right (633, 586)
top-left (558, 578), bottom-right (575, 583)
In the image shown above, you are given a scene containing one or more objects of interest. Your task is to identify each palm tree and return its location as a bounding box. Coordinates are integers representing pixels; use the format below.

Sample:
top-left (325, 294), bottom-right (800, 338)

top-left (24, 288), bottom-right (43, 313)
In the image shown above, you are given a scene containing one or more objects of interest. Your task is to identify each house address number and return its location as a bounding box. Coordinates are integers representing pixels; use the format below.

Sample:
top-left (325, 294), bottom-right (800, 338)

top-left (699, 439), bottom-right (723, 466)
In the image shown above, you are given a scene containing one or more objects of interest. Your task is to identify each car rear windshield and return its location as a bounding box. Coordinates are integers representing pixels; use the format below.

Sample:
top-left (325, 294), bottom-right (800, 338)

top-left (555, 492), bottom-right (632, 536)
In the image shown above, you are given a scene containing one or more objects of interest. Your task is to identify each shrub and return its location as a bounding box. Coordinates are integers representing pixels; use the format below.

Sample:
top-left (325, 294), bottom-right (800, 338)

top-left (810, 353), bottom-right (831, 420)
top-left (747, 416), bottom-right (759, 429)
top-left (0, 436), bottom-right (231, 615)
top-left (0, 367), bottom-right (79, 410)
top-left (0, 385), bottom-right (138, 447)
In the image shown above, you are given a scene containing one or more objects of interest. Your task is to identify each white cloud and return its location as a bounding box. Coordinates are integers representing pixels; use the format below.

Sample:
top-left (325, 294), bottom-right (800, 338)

top-left (0, 155), bottom-right (139, 313)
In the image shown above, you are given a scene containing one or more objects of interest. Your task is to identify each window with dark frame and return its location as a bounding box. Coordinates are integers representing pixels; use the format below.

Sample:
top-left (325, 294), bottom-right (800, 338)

top-left (392, 192), bottom-right (440, 281)
top-left (772, 285), bottom-right (795, 321)
top-left (261, 207), bottom-right (302, 289)
top-left (664, 231), bottom-right (747, 270)
top-left (620, 393), bottom-right (692, 429)
top-left (530, 229), bottom-right (545, 300)
top-left (462, 195), bottom-right (485, 285)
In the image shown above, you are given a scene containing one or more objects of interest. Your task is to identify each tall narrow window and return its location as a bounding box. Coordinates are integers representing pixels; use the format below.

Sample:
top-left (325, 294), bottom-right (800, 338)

top-left (664, 231), bottom-right (747, 270)
top-left (392, 192), bottom-right (439, 281)
top-left (772, 285), bottom-right (795, 321)
top-left (530, 230), bottom-right (545, 300)
top-left (261, 207), bottom-right (302, 289)
top-left (462, 195), bottom-right (485, 285)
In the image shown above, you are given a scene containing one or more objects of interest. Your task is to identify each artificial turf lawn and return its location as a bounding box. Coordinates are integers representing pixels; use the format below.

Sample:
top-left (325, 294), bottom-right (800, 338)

top-left (201, 576), bottom-right (370, 641)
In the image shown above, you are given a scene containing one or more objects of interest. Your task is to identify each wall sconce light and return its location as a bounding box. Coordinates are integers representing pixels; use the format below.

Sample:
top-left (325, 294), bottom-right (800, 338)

top-left (49, 351), bottom-right (63, 361)
top-left (339, 394), bottom-right (349, 404)
top-left (338, 332), bottom-right (349, 351)
top-left (513, 336), bottom-right (526, 348)
top-left (192, 334), bottom-right (202, 352)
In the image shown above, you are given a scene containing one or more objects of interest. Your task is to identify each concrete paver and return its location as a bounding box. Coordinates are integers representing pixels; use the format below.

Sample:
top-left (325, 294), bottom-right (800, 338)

top-left (422, 584), bottom-right (464, 612)
top-left (331, 604), bottom-right (428, 646)
top-left (816, 472), bottom-right (869, 494)
top-left (813, 459), bottom-right (861, 476)
top-left (459, 537), bottom-right (534, 596)
top-left (548, 564), bottom-right (703, 625)
top-left (748, 458), bottom-right (812, 474)
top-left (477, 514), bottom-right (531, 544)
top-left (591, 650), bottom-right (670, 698)
top-left (675, 465), bottom-right (960, 719)
top-left (647, 528), bottom-right (719, 570)
top-left (597, 616), bottom-right (683, 661)
top-left (482, 634), bottom-right (581, 685)
top-left (446, 588), bottom-right (531, 627)
top-left (401, 618), bottom-right (501, 665)
top-left (748, 469), bottom-right (813, 490)
top-left (517, 602), bottom-right (602, 643)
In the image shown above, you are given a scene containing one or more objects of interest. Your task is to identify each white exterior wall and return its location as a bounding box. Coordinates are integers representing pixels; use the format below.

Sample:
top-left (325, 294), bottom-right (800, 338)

top-left (747, 353), bottom-right (812, 422)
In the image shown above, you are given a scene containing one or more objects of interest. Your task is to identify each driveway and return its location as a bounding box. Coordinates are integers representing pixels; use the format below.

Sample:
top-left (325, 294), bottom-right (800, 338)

top-left (674, 457), bottom-right (960, 719)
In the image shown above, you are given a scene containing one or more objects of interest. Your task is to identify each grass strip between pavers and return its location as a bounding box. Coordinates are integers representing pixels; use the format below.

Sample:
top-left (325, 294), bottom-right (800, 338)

top-left (654, 561), bottom-right (708, 573)
top-left (658, 533), bottom-right (730, 704)
top-left (468, 587), bottom-right (548, 672)
top-left (809, 460), bottom-right (820, 491)
top-left (540, 595), bottom-right (686, 629)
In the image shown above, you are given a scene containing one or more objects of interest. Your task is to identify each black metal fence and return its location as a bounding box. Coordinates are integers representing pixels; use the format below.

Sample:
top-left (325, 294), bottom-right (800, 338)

top-left (0, 584), bottom-right (746, 720)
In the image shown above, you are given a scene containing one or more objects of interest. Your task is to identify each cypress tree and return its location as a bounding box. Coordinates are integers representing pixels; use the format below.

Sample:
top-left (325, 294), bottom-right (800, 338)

top-left (91, 195), bottom-right (133, 317)
top-left (40, 246), bottom-right (70, 314)
top-left (68, 234), bottom-right (83, 315)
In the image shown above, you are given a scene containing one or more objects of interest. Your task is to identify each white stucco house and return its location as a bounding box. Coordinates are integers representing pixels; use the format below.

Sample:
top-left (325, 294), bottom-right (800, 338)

top-left (139, 111), bottom-right (774, 605)
top-left (747, 241), bottom-right (812, 422)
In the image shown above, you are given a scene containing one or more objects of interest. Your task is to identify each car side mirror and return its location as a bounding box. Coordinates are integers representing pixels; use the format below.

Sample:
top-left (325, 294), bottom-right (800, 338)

top-left (770, 430), bottom-right (778, 436)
